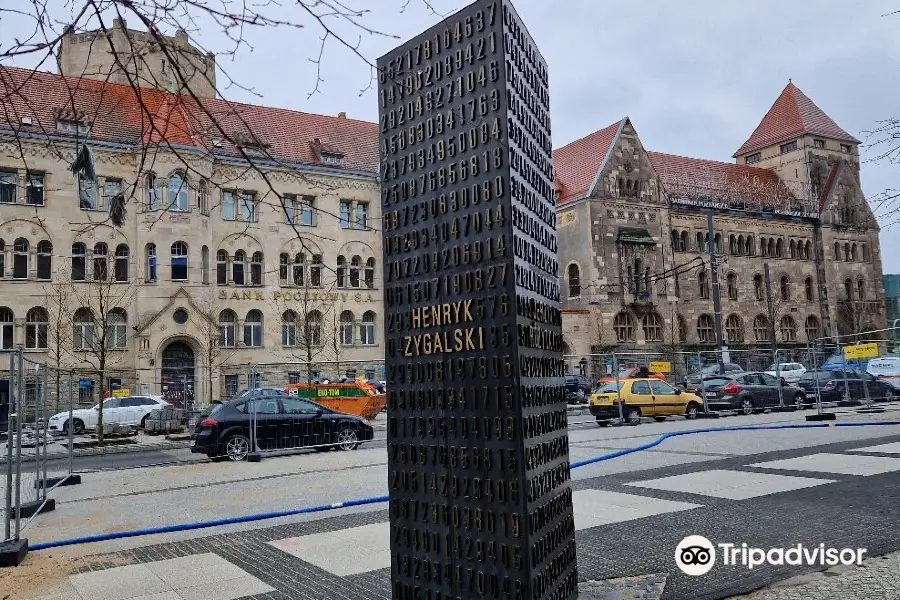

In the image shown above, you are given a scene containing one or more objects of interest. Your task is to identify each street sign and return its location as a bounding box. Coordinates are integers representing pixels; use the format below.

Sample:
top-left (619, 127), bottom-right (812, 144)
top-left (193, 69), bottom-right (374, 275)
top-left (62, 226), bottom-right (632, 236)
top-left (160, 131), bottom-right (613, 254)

top-left (649, 361), bottom-right (672, 373)
top-left (112, 388), bottom-right (130, 397)
top-left (843, 342), bottom-right (879, 360)
top-left (77, 379), bottom-right (92, 388)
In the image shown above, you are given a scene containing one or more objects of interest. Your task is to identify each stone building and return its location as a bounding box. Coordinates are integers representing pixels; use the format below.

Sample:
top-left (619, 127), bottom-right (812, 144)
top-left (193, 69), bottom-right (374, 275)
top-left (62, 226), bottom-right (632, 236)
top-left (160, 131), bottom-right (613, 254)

top-left (0, 66), bottom-right (381, 404)
top-left (58, 18), bottom-right (216, 98)
top-left (556, 82), bottom-right (885, 377)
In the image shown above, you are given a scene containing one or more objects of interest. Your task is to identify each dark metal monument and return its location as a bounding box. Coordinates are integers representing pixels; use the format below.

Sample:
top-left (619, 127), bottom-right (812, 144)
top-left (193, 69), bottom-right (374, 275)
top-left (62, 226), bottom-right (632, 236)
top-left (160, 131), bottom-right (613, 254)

top-left (378, 1), bottom-right (577, 598)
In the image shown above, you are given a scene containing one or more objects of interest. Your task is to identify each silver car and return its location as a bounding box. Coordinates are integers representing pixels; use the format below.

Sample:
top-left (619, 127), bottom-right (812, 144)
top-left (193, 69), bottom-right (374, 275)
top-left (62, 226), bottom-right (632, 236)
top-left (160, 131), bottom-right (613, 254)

top-left (685, 363), bottom-right (744, 390)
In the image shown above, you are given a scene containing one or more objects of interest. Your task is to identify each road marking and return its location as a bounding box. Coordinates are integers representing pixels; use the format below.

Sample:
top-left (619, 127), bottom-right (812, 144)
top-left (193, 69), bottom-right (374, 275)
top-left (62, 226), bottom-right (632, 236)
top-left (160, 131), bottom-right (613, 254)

top-left (269, 522), bottom-right (391, 576)
top-left (847, 442), bottom-right (900, 455)
top-left (626, 469), bottom-right (834, 499)
top-left (748, 453), bottom-right (900, 476)
top-left (573, 489), bottom-right (702, 529)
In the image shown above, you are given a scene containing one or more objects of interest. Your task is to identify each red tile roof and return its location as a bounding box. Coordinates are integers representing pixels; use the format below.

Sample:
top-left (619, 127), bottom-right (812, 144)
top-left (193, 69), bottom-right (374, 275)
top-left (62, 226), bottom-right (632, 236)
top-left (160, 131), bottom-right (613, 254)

top-left (0, 66), bottom-right (378, 174)
top-left (733, 82), bottom-right (859, 157)
top-left (553, 118), bottom-right (625, 203)
top-left (648, 151), bottom-right (803, 209)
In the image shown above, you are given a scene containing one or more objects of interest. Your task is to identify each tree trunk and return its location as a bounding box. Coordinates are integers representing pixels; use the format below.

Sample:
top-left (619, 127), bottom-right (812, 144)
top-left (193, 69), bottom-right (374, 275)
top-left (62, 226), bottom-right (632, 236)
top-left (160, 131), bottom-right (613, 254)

top-left (97, 366), bottom-right (105, 446)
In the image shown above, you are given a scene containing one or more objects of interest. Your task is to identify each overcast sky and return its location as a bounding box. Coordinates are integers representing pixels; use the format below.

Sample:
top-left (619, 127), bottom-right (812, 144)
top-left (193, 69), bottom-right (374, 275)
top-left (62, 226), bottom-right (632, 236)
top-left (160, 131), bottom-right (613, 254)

top-left (7, 0), bottom-right (900, 266)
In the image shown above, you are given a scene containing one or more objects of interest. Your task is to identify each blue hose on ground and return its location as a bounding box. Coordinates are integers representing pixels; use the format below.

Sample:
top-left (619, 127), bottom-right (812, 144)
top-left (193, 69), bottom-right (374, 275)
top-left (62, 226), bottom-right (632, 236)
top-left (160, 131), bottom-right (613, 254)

top-left (27, 420), bottom-right (900, 552)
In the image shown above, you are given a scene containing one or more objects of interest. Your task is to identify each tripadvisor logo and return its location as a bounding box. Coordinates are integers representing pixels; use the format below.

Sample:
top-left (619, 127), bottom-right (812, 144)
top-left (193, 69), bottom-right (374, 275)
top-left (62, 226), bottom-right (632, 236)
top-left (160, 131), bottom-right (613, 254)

top-left (675, 536), bottom-right (867, 576)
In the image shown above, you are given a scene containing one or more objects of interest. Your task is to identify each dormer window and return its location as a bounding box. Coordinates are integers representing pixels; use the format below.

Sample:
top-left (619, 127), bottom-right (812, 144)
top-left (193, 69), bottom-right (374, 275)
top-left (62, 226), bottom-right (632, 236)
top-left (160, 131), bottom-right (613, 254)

top-left (233, 134), bottom-right (270, 157)
top-left (779, 140), bottom-right (797, 154)
top-left (57, 119), bottom-right (90, 135)
top-left (840, 143), bottom-right (852, 153)
top-left (813, 139), bottom-right (825, 149)
top-left (321, 153), bottom-right (344, 166)
top-left (745, 153), bottom-right (761, 165)
top-left (310, 138), bottom-right (345, 167)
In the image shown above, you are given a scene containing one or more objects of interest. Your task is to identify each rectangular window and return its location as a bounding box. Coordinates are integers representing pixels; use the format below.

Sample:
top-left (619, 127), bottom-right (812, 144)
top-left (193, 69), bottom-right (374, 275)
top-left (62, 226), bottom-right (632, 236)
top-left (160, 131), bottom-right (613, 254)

top-left (221, 191), bottom-right (235, 220)
top-left (779, 140), bottom-right (797, 153)
top-left (288, 372), bottom-right (301, 385)
top-left (224, 374), bottom-right (239, 398)
top-left (360, 322), bottom-right (375, 345)
top-left (78, 381), bottom-right (95, 405)
top-left (813, 139), bottom-right (825, 149)
top-left (25, 172), bottom-right (44, 205)
top-left (224, 191), bottom-right (257, 222)
top-left (79, 176), bottom-right (97, 210)
top-left (172, 255), bottom-right (188, 281)
top-left (283, 195), bottom-right (316, 226)
top-left (103, 178), bottom-right (122, 210)
top-left (341, 322), bottom-right (353, 345)
top-left (339, 201), bottom-right (351, 229)
top-left (239, 192), bottom-right (257, 222)
top-left (354, 202), bottom-right (369, 230)
top-left (0, 171), bottom-right (16, 203)
top-left (840, 143), bottom-right (852, 153)
top-left (744, 153), bottom-right (761, 165)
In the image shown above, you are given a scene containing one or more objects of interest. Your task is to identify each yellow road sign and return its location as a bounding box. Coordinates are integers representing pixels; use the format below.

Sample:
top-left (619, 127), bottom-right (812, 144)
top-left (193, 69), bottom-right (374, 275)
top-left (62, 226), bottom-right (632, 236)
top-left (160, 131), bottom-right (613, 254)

top-left (649, 361), bottom-right (672, 373)
top-left (112, 388), bottom-right (131, 397)
top-left (842, 343), bottom-right (879, 360)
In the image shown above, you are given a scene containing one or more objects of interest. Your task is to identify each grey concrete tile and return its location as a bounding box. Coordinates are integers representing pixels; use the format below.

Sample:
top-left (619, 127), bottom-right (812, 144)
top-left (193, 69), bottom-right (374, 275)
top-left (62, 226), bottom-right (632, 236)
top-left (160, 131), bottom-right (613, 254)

top-left (749, 453), bottom-right (900, 476)
top-left (573, 489), bottom-right (702, 529)
top-left (625, 469), bottom-right (834, 499)
top-left (145, 552), bottom-right (247, 588)
top-left (69, 563), bottom-right (169, 600)
top-left (176, 576), bottom-right (275, 600)
top-left (268, 521), bottom-right (390, 576)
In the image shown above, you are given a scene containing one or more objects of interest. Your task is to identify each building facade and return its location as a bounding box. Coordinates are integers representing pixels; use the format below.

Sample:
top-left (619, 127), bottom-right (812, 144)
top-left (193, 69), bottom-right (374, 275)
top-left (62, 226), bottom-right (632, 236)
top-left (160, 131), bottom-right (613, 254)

top-left (0, 65), bottom-right (381, 404)
top-left (556, 83), bottom-right (885, 378)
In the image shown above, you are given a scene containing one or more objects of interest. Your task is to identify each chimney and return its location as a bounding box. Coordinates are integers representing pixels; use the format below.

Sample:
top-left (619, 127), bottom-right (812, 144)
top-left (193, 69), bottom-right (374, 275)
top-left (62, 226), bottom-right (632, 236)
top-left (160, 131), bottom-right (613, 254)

top-left (337, 112), bottom-right (347, 119)
top-left (113, 17), bottom-right (126, 29)
top-left (175, 28), bottom-right (188, 42)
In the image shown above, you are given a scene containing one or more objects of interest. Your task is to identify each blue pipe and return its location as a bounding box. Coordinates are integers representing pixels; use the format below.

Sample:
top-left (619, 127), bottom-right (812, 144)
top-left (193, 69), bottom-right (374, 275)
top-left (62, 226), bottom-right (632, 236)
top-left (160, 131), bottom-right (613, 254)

top-left (27, 420), bottom-right (900, 552)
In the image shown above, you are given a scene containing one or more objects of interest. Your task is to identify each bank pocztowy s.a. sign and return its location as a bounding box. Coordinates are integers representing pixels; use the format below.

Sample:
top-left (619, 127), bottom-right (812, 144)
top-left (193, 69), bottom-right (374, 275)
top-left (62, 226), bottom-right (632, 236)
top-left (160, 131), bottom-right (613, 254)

top-left (216, 289), bottom-right (378, 302)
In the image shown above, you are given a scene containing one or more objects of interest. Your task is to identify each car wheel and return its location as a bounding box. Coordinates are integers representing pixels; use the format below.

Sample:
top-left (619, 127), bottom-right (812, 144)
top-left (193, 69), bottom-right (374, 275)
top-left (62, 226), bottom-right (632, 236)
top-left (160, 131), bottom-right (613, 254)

top-left (793, 393), bottom-right (806, 410)
top-left (885, 388), bottom-right (895, 402)
top-left (685, 402), bottom-right (700, 420)
top-left (71, 418), bottom-right (85, 435)
top-left (225, 434), bottom-right (251, 461)
top-left (740, 398), bottom-right (754, 416)
top-left (140, 413), bottom-right (150, 429)
top-left (624, 407), bottom-right (641, 425)
top-left (337, 427), bottom-right (360, 451)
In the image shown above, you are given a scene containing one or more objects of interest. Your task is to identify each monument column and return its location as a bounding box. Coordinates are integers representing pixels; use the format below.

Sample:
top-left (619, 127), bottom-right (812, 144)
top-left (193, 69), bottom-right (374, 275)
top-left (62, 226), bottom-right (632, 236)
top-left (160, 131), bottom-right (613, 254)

top-left (379, 1), bottom-right (577, 599)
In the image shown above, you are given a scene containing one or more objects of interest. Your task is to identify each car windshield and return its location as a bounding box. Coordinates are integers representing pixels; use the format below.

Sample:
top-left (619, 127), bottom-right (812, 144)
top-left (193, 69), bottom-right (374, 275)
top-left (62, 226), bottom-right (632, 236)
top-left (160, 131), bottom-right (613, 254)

top-left (801, 371), bottom-right (834, 381)
top-left (700, 365), bottom-right (719, 374)
top-left (596, 381), bottom-right (625, 393)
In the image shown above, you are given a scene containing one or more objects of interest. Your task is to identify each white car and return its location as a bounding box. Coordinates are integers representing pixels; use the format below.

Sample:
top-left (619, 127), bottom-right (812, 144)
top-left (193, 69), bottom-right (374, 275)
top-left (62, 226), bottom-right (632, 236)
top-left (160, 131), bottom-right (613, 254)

top-left (867, 357), bottom-right (900, 390)
top-left (764, 362), bottom-right (807, 384)
top-left (47, 395), bottom-right (169, 435)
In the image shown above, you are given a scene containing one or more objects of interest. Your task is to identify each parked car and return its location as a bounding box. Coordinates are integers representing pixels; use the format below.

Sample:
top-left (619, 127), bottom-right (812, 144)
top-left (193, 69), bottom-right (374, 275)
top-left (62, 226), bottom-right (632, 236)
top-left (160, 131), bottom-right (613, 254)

top-left (47, 395), bottom-right (169, 435)
top-left (235, 388), bottom-right (289, 399)
top-left (796, 369), bottom-right (895, 405)
top-left (596, 367), bottom-right (667, 387)
top-left (866, 357), bottom-right (900, 390)
top-left (763, 362), bottom-right (807, 384)
top-left (818, 353), bottom-right (869, 371)
top-left (565, 374), bottom-right (592, 402)
top-left (191, 395), bottom-right (375, 461)
top-left (589, 378), bottom-right (703, 426)
top-left (685, 363), bottom-right (744, 390)
top-left (699, 372), bottom-right (807, 414)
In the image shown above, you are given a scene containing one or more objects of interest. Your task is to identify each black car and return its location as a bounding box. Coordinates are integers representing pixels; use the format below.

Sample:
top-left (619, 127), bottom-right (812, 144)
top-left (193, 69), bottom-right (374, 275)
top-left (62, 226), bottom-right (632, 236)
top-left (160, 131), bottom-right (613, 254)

top-left (191, 395), bottom-right (375, 461)
top-left (699, 372), bottom-right (806, 414)
top-left (796, 369), bottom-right (895, 405)
top-left (565, 374), bottom-right (591, 402)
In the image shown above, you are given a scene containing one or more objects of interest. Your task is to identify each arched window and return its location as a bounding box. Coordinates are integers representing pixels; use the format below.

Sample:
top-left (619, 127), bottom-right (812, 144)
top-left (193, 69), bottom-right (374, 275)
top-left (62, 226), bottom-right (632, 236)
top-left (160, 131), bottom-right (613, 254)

top-left (844, 278), bottom-right (853, 300)
top-left (737, 235), bottom-right (745, 255)
top-left (679, 231), bottom-right (688, 252)
top-left (567, 264), bottom-right (581, 298)
top-left (697, 314), bottom-right (715, 343)
top-left (677, 315), bottom-right (687, 344)
top-left (106, 309), bottom-right (127, 348)
top-left (613, 312), bottom-right (635, 342)
top-left (779, 275), bottom-right (790, 301)
top-left (642, 312), bottom-right (662, 342)
top-left (754, 274), bottom-right (764, 301)
top-left (789, 239), bottom-right (796, 259)
top-left (219, 310), bottom-right (236, 347)
top-left (725, 314), bottom-right (744, 344)
top-left (714, 233), bottom-right (721, 254)
top-left (350, 256), bottom-right (361, 288)
top-left (834, 241), bottom-right (842, 261)
top-left (198, 179), bottom-right (208, 215)
top-left (0, 307), bottom-right (13, 349)
top-left (726, 273), bottom-right (738, 300)
top-left (201, 245), bottom-right (210, 284)
top-left (167, 172), bottom-right (189, 211)
top-left (670, 230), bottom-right (678, 250)
top-left (862, 244), bottom-right (870, 261)
top-left (804, 240), bottom-right (812, 260)
top-left (279, 253), bottom-right (289, 284)
top-left (805, 277), bottom-right (814, 302)
top-left (244, 310), bottom-right (263, 347)
top-left (851, 244), bottom-right (858, 261)
top-left (114, 244), bottom-right (129, 282)
top-left (365, 258), bottom-right (376, 289)
top-left (774, 238), bottom-right (782, 258)
top-left (293, 253), bottom-right (305, 287)
top-left (146, 243), bottom-right (157, 282)
top-left (857, 279), bottom-right (866, 300)
top-left (746, 236), bottom-right (755, 256)
top-left (844, 242), bottom-right (851, 262)
top-left (12, 238), bottom-right (28, 279)
top-left (73, 307), bottom-right (94, 350)
top-left (171, 241), bottom-right (188, 281)
top-left (92, 242), bottom-right (108, 281)
top-left (360, 311), bottom-right (376, 345)
top-left (729, 234), bottom-right (736, 255)
top-left (311, 254), bottom-right (323, 287)
top-left (760, 237), bottom-right (768, 257)
top-left (753, 315), bottom-right (770, 342)
top-left (306, 310), bottom-right (322, 346)
top-left (216, 250), bottom-right (228, 285)
top-left (696, 232), bottom-right (704, 252)
top-left (250, 251), bottom-right (263, 286)
top-left (25, 307), bottom-right (48, 349)
top-left (282, 310), bottom-right (298, 346)
top-left (779, 315), bottom-right (797, 342)
top-left (698, 270), bottom-right (709, 299)
top-left (146, 173), bottom-right (159, 211)
top-left (805, 316), bottom-right (820, 342)
top-left (36, 240), bottom-right (52, 280)
top-left (337, 256), bottom-right (347, 288)
top-left (340, 310), bottom-right (355, 345)
top-left (232, 250), bottom-right (246, 286)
